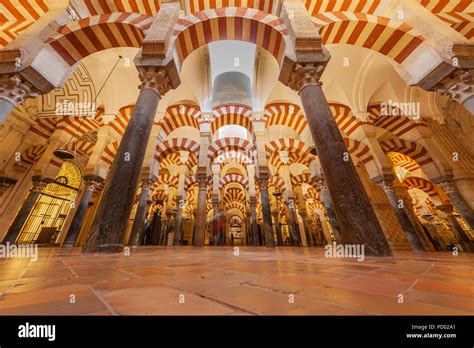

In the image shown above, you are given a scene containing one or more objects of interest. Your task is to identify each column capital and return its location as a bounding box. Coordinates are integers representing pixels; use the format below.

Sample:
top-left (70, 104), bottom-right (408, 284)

top-left (314, 178), bottom-right (326, 191)
top-left (280, 58), bottom-right (330, 92)
top-left (0, 74), bottom-right (39, 106)
top-left (434, 178), bottom-right (457, 194)
top-left (136, 59), bottom-right (180, 96)
top-left (429, 68), bottom-right (473, 110)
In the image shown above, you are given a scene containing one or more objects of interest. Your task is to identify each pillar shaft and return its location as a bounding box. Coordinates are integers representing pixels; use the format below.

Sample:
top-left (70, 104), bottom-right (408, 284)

top-left (286, 200), bottom-right (301, 246)
top-left (173, 199), bottom-right (185, 245)
top-left (317, 182), bottom-right (342, 243)
top-left (299, 79), bottom-right (391, 256)
top-left (300, 211), bottom-right (314, 247)
top-left (128, 179), bottom-right (153, 246)
top-left (194, 178), bottom-right (208, 247)
top-left (272, 211), bottom-right (283, 246)
top-left (379, 180), bottom-right (426, 251)
top-left (259, 177), bottom-right (275, 247)
top-left (212, 202), bottom-right (219, 246)
top-left (250, 202), bottom-right (259, 246)
top-left (63, 178), bottom-right (100, 247)
top-left (438, 180), bottom-right (474, 229)
top-left (83, 68), bottom-right (166, 253)
top-left (2, 178), bottom-right (48, 243)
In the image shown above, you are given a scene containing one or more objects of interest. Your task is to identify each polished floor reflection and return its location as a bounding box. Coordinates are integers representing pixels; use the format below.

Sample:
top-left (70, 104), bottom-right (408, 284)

top-left (0, 247), bottom-right (472, 315)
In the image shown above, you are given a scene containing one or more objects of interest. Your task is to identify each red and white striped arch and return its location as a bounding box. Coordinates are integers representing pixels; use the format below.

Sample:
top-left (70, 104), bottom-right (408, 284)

top-left (64, 140), bottom-right (95, 157)
top-left (223, 187), bottom-right (246, 204)
top-left (213, 150), bottom-right (254, 167)
top-left (423, 0), bottom-right (473, 40)
top-left (46, 13), bottom-right (151, 66)
top-left (73, 0), bottom-right (161, 17)
top-left (379, 138), bottom-right (433, 167)
top-left (211, 104), bottom-right (253, 135)
top-left (402, 176), bottom-right (442, 199)
top-left (369, 104), bottom-right (428, 138)
top-left (29, 117), bottom-right (59, 140)
top-left (208, 137), bottom-right (255, 163)
top-left (108, 105), bottom-right (134, 138)
top-left (291, 173), bottom-right (313, 187)
top-left (344, 138), bottom-right (374, 164)
top-left (55, 115), bottom-right (102, 141)
top-left (329, 103), bottom-right (367, 138)
top-left (159, 104), bottom-right (200, 137)
top-left (225, 201), bottom-right (246, 213)
top-left (0, 0), bottom-right (50, 48)
top-left (100, 140), bottom-right (119, 165)
top-left (154, 174), bottom-right (179, 189)
top-left (388, 152), bottom-right (421, 172)
top-left (182, 0), bottom-right (279, 15)
top-left (265, 138), bottom-right (315, 168)
top-left (264, 103), bottom-right (308, 135)
top-left (304, 0), bottom-right (383, 17)
top-left (155, 138), bottom-right (200, 162)
top-left (315, 13), bottom-right (425, 64)
top-left (219, 173), bottom-right (249, 190)
top-left (21, 144), bottom-right (47, 165)
top-left (172, 8), bottom-right (288, 66)
top-left (268, 175), bottom-right (285, 193)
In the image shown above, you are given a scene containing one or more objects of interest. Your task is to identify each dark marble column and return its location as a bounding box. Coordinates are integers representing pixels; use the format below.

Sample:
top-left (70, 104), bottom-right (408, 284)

top-left (376, 179), bottom-right (426, 251)
top-left (212, 200), bottom-right (219, 246)
top-left (437, 180), bottom-right (474, 229)
top-left (312, 214), bottom-right (326, 246)
top-left (249, 199), bottom-right (259, 246)
top-left (2, 177), bottom-right (49, 243)
top-left (193, 177), bottom-right (208, 247)
top-left (439, 206), bottom-right (473, 252)
top-left (63, 177), bottom-right (102, 247)
top-left (316, 179), bottom-right (342, 243)
top-left (422, 219), bottom-right (445, 251)
top-left (258, 176), bottom-right (275, 247)
top-left (173, 198), bottom-right (185, 245)
top-left (245, 211), bottom-right (252, 246)
top-left (285, 199), bottom-right (301, 246)
top-left (300, 210), bottom-right (314, 247)
top-left (272, 211), bottom-right (283, 246)
top-left (150, 211), bottom-right (162, 245)
top-left (282, 63), bottom-right (392, 256)
top-left (128, 178), bottom-right (153, 246)
top-left (83, 64), bottom-right (178, 254)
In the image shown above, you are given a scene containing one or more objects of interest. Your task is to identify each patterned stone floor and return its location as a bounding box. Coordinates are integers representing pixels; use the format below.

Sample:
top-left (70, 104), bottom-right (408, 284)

top-left (0, 246), bottom-right (472, 315)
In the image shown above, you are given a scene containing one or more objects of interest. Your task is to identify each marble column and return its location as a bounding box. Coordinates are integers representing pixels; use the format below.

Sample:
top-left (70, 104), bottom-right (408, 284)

top-left (150, 211), bottom-right (162, 245)
top-left (173, 198), bottom-right (185, 245)
top-left (249, 199), bottom-right (259, 246)
top-left (128, 178), bottom-right (153, 246)
top-left (83, 64), bottom-right (178, 254)
top-left (281, 61), bottom-right (391, 256)
top-left (315, 179), bottom-right (342, 243)
top-left (376, 179), bottom-right (426, 251)
top-left (258, 176), bottom-right (275, 247)
top-left (2, 177), bottom-right (49, 243)
top-left (272, 211), bottom-right (283, 246)
top-left (212, 200), bottom-right (219, 246)
top-left (193, 177), bottom-right (208, 247)
top-left (312, 214), bottom-right (326, 246)
top-left (0, 74), bottom-right (38, 123)
top-left (300, 210), bottom-right (315, 247)
top-left (246, 211), bottom-right (252, 246)
top-left (439, 206), bottom-right (473, 252)
top-left (437, 179), bottom-right (474, 229)
top-left (63, 176), bottom-right (102, 247)
top-left (285, 199), bottom-right (301, 246)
